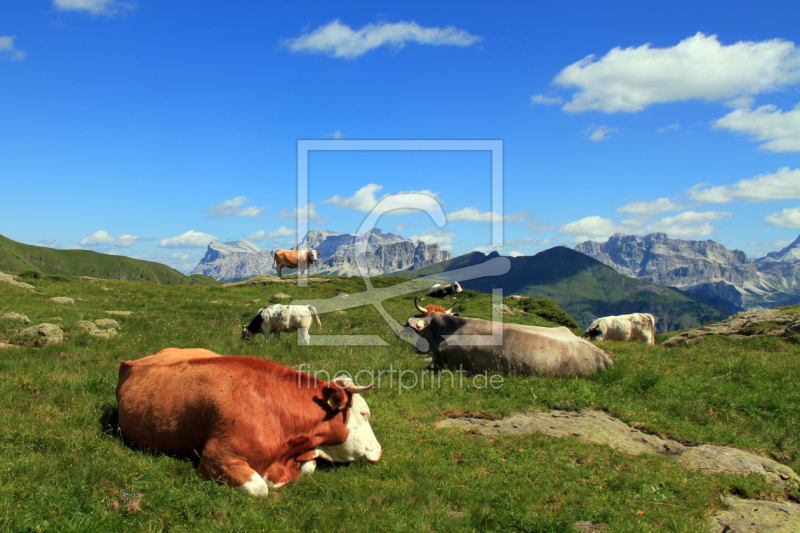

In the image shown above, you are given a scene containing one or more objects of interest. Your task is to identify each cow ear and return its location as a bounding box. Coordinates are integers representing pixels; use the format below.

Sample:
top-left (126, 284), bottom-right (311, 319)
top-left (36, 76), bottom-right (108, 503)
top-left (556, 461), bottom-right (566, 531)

top-left (407, 317), bottom-right (430, 331)
top-left (322, 386), bottom-right (348, 411)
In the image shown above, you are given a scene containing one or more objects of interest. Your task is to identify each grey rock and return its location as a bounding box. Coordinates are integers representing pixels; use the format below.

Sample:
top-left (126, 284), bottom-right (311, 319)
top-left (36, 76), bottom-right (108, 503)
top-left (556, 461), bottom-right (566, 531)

top-left (93, 318), bottom-right (120, 329)
top-left (755, 234), bottom-right (800, 265)
top-left (0, 271), bottom-right (35, 290)
top-left (75, 320), bottom-right (99, 333)
top-left (0, 343), bottom-right (20, 349)
top-left (49, 297), bottom-right (74, 306)
top-left (20, 323), bottom-right (64, 345)
top-left (106, 311), bottom-right (133, 316)
top-left (2, 313), bottom-right (31, 324)
top-left (273, 293), bottom-right (292, 300)
top-left (710, 496), bottom-right (800, 532)
top-left (437, 410), bottom-right (799, 492)
top-left (663, 308), bottom-right (800, 347)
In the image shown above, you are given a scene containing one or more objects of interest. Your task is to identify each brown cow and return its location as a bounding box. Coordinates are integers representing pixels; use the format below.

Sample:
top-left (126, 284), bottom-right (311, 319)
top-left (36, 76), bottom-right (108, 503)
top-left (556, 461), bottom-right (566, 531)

top-left (116, 348), bottom-right (381, 497)
top-left (274, 249), bottom-right (319, 278)
top-left (414, 296), bottom-right (456, 316)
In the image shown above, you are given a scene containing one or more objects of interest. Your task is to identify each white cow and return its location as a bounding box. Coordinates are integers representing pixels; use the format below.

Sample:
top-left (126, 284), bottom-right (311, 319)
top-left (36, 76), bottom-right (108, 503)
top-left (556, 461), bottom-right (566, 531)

top-left (242, 305), bottom-right (322, 345)
top-left (583, 313), bottom-right (656, 345)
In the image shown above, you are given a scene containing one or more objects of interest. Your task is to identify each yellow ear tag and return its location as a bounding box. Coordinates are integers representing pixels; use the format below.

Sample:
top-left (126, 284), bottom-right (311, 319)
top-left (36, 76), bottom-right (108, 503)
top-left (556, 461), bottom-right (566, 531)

top-left (417, 320), bottom-right (425, 328)
top-left (327, 397), bottom-right (336, 409)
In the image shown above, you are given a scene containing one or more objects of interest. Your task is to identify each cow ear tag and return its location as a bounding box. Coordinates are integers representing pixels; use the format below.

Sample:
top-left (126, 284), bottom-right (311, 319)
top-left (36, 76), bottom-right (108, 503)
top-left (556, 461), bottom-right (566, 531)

top-left (327, 397), bottom-right (336, 409)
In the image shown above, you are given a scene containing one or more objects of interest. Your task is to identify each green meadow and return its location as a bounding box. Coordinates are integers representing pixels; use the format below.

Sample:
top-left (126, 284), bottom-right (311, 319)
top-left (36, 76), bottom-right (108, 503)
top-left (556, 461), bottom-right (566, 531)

top-left (1, 274), bottom-right (798, 532)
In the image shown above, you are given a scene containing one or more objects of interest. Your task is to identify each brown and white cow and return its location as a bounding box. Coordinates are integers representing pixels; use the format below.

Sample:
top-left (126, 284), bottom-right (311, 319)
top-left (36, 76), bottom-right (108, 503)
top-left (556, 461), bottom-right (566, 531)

top-left (413, 296), bottom-right (456, 317)
top-left (583, 313), bottom-right (656, 345)
top-left (274, 249), bottom-right (319, 278)
top-left (116, 348), bottom-right (381, 497)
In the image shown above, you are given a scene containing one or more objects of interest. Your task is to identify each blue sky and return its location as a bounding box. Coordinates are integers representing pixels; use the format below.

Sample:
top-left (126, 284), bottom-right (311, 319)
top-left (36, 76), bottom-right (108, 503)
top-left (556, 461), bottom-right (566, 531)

top-left (2, 0), bottom-right (800, 273)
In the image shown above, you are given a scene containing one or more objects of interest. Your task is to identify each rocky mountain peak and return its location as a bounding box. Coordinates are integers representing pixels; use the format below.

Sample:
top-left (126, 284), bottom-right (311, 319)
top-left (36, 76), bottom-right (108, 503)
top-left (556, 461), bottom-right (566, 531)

top-left (756, 234), bottom-right (800, 265)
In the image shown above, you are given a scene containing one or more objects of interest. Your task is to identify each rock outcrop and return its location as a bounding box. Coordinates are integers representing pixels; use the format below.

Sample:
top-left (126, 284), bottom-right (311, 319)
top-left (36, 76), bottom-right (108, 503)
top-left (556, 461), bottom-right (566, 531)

top-left (662, 308), bottom-right (800, 347)
top-left (20, 323), bottom-right (64, 346)
top-left (192, 229), bottom-right (452, 281)
top-left (575, 233), bottom-right (800, 312)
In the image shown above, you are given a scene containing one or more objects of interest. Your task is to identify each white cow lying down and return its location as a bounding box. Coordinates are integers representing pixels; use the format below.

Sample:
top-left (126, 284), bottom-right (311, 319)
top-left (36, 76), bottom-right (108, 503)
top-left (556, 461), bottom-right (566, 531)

top-left (242, 305), bottom-right (322, 345)
top-left (583, 313), bottom-right (655, 345)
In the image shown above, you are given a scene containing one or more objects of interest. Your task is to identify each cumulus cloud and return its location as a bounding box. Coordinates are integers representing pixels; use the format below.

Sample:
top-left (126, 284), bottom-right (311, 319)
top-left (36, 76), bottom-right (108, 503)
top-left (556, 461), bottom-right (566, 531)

top-left (504, 237), bottom-right (552, 247)
top-left (283, 19), bottom-right (483, 59)
top-left (687, 167), bottom-right (800, 203)
top-left (276, 203), bottom-right (322, 221)
top-left (394, 224), bottom-right (408, 233)
top-left (53, 0), bottom-right (136, 16)
top-left (558, 216), bottom-right (619, 239)
top-left (38, 238), bottom-right (57, 247)
top-left (508, 251), bottom-right (525, 257)
top-left (530, 94), bottom-right (562, 105)
top-left (202, 196), bottom-right (265, 219)
top-left (79, 230), bottom-right (151, 248)
top-left (714, 102), bottom-right (800, 152)
top-left (0, 36), bottom-right (24, 61)
top-left (587, 125), bottom-right (618, 141)
top-left (244, 227), bottom-right (298, 241)
top-left (158, 230), bottom-right (219, 249)
top-left (323, 184), bottom-right (441, 215)
top-left (554, 33), bottom-right (800, 113)
top-left (526, 219), bottom-right (555, 232)
top-left (617, 197), bottom-right (689, 214)
top-left (409, 229), bottom-right (456, 250)
top-left (446, 207), bottom-right (527, 223)
top-left (765, 207), bottom-right (800, 228)
top-left (643, 210), bottom-right (732, 238)
top-left (656, 123), bottom-right (680, 133)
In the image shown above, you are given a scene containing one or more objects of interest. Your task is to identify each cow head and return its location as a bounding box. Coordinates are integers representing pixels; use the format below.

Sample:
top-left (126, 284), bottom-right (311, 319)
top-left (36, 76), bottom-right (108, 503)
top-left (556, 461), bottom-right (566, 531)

top-left (315, 377), bottom-right (382, 463)
top-left (414, 296), bottom-right (456, 317)
top-left (583, 326), bottom-right (603, 341)
top-left (453, 282), bottom-right (463, 293)
top-left (405, 313), bottom-right (461, 354)
top-left (241, 308), bottom-right (265, 341)
top-left (308, 250), bottom-right (319, 263)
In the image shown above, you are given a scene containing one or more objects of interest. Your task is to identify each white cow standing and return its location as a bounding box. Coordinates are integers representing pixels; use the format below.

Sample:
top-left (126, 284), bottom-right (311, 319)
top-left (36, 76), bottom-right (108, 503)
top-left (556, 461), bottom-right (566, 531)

top-left (242, 305), bottom-right (322, 345)
top-left (583, 313), bottom-right (656, 345)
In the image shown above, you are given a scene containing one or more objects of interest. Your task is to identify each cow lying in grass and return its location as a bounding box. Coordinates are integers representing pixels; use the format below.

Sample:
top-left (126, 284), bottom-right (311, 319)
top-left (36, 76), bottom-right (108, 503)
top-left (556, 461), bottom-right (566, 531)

top-left (427, 282), bottom-right (462, 298)
top-left (583, 313), bottom-right (656, 345)
top-left (407, 314), bottom-right (613, 377)
top-left (116, 348), bottom-right (381, 497)
top-left (242, 304), bottom-right (322, 345)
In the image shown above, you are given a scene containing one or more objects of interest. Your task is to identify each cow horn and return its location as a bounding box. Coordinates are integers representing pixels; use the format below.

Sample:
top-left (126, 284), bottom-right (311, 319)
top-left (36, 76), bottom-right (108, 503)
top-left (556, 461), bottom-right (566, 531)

top-left (414, 296), bottom-right (427, 314)
top-left (333, 377), bottom-right (374, 394)
top-left (445, 302), bottom-right (456, 315)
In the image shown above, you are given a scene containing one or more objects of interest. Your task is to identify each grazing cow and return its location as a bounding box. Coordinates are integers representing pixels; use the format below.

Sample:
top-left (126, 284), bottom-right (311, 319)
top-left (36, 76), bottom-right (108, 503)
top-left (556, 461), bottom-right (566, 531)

top-left (274, 249), bottom-right (319, 278)
top-left (583, 313), bottom-right (656, 345)
top-left (406, 314), bottom-right (613, 377)
top-left (413, 296), bottom-right (456, 316)
top-left (116, 348), bottom-right (381, 497)
top-left (427, 282), bottom-right (462, 299)
top-left (242, 305), bottom-right (322, 345)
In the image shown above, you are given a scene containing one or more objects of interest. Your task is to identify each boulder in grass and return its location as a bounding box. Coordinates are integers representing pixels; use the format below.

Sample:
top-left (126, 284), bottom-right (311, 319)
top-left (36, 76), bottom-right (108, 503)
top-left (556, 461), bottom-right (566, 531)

top-left (76, 321), bottom-right (100, 334)
top-left (93, 318), bottom-right (120, 329)
top-left (21, 323), bottom-right (64, 346)
top-left (50, 297), bottom-right (75, 306)
top-left (273, 293), bottom-right (292, 300)
top-left (2, 313), bottom-right (31, 325)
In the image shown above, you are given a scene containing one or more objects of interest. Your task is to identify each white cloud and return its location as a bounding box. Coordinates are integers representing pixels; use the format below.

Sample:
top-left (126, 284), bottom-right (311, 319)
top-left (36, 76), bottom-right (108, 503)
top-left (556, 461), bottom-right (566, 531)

top-left (409, 229), bottom-right (456, 250)
top-left (656, 123), bottom-right (680, 133)
top-left (558, 216), bottom-right (619, 238)
top-left (555, 33), bottom-right (800, 113)
top-left (526, 219), bottom-right (555, 232)
top-left (283, 19), bottom-right (483, 59)
top-left (446, 207), bottom-right (527, 223)
top-left (687, 167), bottom-right (800, 203)
top-left (714, 102), bottom-right (800, 152)
top-left (530, 94), bottom-right (562, 105)
top-left (38, 238), bottom-right (56, 247)
top-left (323, 184), bottom-right (441, 215)
top-left (276, 203), bottom-right (322, 220)
top-left (79, 230), bottom-right (150, 248)
top-left (587, 125), bottom-right (618, 141)
top-left (0, 36), bottom-right (24, 61)
top-left (505, 237), bottom-right (552, 247)
top-left (508, 251), bottom-right (524, 257)
top-left (327, 130), bottom-right (343, 139)
top-left (394, 224), bottom-right (408, 233)
top-left (765, 207), bottom-right (800, 228)
top-left (244, 227), bottom-right (298, 241)
top-left (748, 239), bottom-right (791, 250)
top-left (158, 230), bottom-right (219, 249)
top-left (617, 197), bottom-right (689, 214)
top-left (203, 196), bottom-right (265, 218)
top-left (53, 0), bottom-right (136, 16)
top-left (644, 210), bottom-right (732, 238)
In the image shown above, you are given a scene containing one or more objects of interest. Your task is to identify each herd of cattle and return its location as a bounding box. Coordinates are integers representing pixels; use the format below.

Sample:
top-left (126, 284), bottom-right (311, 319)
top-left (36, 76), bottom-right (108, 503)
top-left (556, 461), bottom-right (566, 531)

top-left (115, 268), bottom-right (658, 497)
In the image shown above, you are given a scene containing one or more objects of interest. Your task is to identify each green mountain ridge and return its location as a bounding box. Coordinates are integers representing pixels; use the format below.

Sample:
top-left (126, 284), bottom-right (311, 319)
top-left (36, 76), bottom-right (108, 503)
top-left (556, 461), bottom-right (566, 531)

top-left (0, 234), bottom-right (217, 286)
top-left (394, 247), bottom-right (729, 332)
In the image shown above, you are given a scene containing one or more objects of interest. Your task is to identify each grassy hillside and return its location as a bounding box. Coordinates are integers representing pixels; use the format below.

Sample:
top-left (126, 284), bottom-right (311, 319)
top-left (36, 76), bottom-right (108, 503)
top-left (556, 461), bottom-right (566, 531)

top-left (395, 247), bottom-right (729, 332)
top-left (0, 274), bottom-right (797, 532)
top-left (0, 234), bottom-right (217, 286)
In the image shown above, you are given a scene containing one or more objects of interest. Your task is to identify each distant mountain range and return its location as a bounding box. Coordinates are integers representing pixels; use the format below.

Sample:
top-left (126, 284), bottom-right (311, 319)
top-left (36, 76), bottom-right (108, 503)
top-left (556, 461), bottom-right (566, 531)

top-left (0, 234), bottom-right (216, 286)
top-left (392, 246), bottom-right (729, 332)
top-left (574, 233), bottom-right (800, 312)
top-left (191, 229), bottom-right (451, 281)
